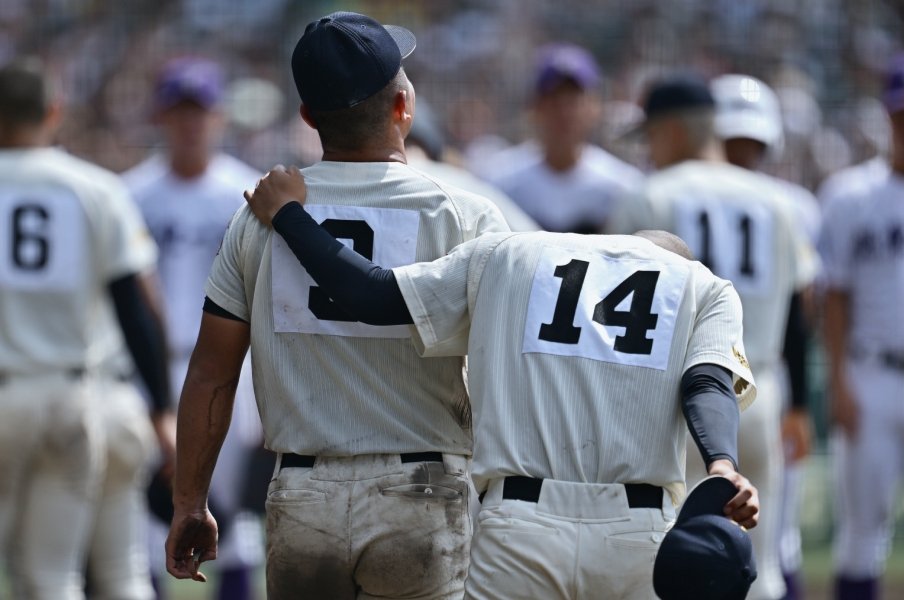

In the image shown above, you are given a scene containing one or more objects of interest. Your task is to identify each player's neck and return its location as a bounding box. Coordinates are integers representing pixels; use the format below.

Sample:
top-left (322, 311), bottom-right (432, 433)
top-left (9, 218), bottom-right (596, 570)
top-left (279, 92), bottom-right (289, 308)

top-left (890, 144), bottom-right (904, 175)
top-left (169, 154), bottom-right (210, 180)
top-left (543, 144), bottom-right (582, 172)
top-left (0, 126), bottom-right (49, 148)
top-left (321, 145), bottom-right (408, 164)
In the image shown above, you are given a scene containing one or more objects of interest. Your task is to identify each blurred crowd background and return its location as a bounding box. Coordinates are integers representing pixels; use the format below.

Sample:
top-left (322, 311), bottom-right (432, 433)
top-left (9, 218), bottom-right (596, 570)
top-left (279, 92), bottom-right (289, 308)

top-left (5, 0), bottom-right (901, 186)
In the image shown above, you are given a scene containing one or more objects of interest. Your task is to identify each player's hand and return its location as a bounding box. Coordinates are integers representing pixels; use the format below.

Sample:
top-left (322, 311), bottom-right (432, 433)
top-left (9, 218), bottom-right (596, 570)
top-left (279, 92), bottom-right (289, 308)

top-left (831, 382), bottom-right (859, 440)
top-left (706, 459), bottom-right (759, 530)
top-left (165, 508), bottom-right (218, 582)
top-left (781, 408), bottom-right (812, 462)
top-left (244, 165), bottom-right (307, 227)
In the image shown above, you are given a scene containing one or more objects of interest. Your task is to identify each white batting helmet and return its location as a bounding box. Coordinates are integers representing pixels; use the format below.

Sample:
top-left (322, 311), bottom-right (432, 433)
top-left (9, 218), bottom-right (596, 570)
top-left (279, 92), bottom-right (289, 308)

top-left (711, 74), bottom-right (784, 155)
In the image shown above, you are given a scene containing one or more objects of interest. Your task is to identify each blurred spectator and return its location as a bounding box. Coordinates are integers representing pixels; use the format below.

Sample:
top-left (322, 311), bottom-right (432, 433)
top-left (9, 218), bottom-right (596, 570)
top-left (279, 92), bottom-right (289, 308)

top-left (482, 43), bottom-right (643, 233)
top-left (122, 57), bottom-right (264, 600)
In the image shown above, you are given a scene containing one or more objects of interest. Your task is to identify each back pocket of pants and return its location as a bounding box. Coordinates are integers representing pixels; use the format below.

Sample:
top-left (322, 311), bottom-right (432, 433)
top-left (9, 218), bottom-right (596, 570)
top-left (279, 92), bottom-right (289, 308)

top-left (382, 483), bottom-right (462, 500)
top-left (266, 488), bottom-right (327, 505)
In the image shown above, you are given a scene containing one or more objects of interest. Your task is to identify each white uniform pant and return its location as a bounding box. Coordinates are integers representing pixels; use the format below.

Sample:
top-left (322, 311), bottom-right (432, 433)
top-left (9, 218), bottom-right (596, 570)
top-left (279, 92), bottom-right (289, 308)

top-left (686, 365), bottom-right (785, 600)
top-left (266, 453), bottom-right (474, 600)
top-left (0, 372), bottom-right (103, 600)
top-left (465, 479), bottom-right (675, 600)
top-left (832, 358), bottom-right (904, 577)
top-left (87, 378), bottom-right (157, 600)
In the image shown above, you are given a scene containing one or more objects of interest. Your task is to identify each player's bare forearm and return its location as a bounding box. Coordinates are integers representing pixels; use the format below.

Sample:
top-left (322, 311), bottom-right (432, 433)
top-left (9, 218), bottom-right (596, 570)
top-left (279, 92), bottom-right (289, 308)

top-left (244, 165), bottom-right (307, 227)
top-left (823, 288), bottom-right (850, 386)
top-left (172, 312), bottom-right (250, 510)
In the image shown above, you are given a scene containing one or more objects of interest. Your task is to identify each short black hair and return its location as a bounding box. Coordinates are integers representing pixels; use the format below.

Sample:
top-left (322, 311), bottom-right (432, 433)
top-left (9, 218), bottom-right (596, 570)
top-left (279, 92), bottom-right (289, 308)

top-left (0, 59), bottom-right (50, 128)
top-left (306, 70), bottom-right (405, 151)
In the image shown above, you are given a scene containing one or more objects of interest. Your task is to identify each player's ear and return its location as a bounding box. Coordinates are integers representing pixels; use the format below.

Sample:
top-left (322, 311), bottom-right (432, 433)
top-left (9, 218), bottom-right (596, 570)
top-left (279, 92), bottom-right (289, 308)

top-left (393, 89), bottom-right (413, 126)
top-left (299, 104), bottom-right (318, 130)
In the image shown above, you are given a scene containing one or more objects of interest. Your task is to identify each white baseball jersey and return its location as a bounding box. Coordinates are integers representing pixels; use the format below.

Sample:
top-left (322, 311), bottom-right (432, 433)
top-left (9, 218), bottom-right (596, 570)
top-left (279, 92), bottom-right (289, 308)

top-left (392, 232), bottom-right (755, 500)
top-left (608, 160), bottom-right (817, 369)
top-left (486, 141), bottom-right (644, 232)
top-left (0, 147), bottom-right (157, 374)
top-left (206, 160), bottom-right (510, 456)
top-left (124, 153), bottom-right (260, 358)
top-left (818, 158), bottom-right (904, 352)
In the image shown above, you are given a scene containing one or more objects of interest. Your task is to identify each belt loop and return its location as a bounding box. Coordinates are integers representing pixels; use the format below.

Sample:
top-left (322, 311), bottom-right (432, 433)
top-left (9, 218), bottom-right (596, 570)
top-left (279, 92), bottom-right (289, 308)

top-left (273, 453), bottom-right (284, 478)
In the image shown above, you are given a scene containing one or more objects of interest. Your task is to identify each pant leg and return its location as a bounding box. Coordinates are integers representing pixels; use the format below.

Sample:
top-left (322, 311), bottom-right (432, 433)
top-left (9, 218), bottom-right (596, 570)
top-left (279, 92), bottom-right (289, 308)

top-left (87, 379), bottom-right (156, 600)
top-left (14, 376), bottom-right (103, 600)
top-left (832, 360), bottom-right (903, 579)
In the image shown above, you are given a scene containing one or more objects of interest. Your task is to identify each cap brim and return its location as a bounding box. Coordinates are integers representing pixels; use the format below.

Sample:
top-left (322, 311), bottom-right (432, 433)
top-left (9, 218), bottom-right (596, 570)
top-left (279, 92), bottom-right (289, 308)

top-left (384, 25), bottom-right (416, 59)
top-left (676, 475), bottom-right (737, 524)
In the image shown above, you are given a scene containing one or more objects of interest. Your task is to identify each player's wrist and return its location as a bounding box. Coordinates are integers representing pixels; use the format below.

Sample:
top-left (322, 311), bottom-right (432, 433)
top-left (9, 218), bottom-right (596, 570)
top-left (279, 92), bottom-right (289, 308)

top-left (706, 458), bottom-right (737, 476)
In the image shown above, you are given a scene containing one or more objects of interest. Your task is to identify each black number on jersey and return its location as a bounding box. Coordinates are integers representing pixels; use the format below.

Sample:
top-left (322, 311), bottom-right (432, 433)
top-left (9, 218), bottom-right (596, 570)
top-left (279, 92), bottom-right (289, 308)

top-left (697, 209), bottom-right (756, 277)
top-left (538, 262), bottom-right (661, 355)
top-left (308, 219), bottom-right (374, 321)
top-left (11, 204), bottom-right (50, 270)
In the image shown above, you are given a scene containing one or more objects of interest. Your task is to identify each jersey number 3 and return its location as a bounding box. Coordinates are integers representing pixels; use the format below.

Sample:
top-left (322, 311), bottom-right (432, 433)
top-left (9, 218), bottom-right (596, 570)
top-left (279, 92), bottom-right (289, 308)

top-left (522, 247), bottom-right (688, 370)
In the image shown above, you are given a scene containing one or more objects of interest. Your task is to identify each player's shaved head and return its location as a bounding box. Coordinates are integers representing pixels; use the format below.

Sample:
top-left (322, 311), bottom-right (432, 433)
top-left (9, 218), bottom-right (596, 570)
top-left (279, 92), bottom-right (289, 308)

top-left (633, 230), bottom-right (695, 260)
top-left (0, 59), bottom-right (50, 128)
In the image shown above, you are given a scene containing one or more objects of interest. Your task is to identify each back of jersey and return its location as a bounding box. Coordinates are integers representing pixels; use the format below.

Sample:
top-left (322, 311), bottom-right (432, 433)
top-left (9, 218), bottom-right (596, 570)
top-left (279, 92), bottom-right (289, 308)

top-left (0, 148), bottom-right (156, 373)
top-left (438, 233), bottom-right (754, 500)
top-left (207, 160), bottom-right (509, 456)
top-left (612, 161), bottom-right (814, 367)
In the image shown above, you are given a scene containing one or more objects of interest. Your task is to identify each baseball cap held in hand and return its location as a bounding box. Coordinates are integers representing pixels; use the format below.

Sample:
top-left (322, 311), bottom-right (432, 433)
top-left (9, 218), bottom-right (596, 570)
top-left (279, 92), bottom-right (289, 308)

top-left (653, 476), bottom-right (757, 600)
top-left (291, 11), bottom-right (416, 111)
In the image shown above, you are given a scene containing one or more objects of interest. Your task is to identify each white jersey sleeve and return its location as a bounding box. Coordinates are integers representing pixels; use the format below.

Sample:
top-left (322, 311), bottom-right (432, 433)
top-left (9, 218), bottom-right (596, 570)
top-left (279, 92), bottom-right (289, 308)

top-left (205, 207), bottom-right (253, 321)
top-left (90, 173), bottom-right (158, 280)
top-left (393, 232), bottom-right (515, 357)
top-left (683, 273), bottom-right (756, 410)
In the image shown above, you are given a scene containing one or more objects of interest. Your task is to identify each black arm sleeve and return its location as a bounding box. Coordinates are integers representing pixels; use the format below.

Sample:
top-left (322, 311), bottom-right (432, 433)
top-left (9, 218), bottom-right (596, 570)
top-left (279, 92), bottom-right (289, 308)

top-left (271, 201), bottom-right (412, 326)
top-left (202, 296), bottom-right (247, 323)
top-left (109, 274), bottom-right (171, 413)
top-left (681, 363), bottom-right (740, 469)
top-left (782, 292), bottom-right (809, 410)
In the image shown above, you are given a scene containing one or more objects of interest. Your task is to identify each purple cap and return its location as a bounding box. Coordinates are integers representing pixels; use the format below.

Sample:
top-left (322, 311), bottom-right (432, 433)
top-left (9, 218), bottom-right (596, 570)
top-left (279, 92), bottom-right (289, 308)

top-left (882, 53), bottom-right (904, 115)
top-left (153, 57), bottom-right (224, 112)
top-left (534, 43), bottom-right (600, 95)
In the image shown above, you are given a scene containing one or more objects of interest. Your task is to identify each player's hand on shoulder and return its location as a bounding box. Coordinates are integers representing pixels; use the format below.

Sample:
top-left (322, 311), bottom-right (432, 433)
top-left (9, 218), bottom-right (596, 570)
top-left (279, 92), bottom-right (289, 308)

top-left (165, 507), bottom-right (218, 582)
top-left (707, 459), bottom-right (759, 530)
top-left (244, 164), bottom-right (307, 227)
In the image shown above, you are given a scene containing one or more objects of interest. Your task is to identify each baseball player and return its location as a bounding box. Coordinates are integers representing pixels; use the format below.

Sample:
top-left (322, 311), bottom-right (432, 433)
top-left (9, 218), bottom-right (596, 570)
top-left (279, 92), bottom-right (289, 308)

top-left (123, 57), bottom-right (264, 600)
top-left (711, 73), bottom-right (821, 600)
top-left (607, 74), bottom-right (818, 600)
top-left (241, 165), bottom-right (761, 599)
top-left (484, 43), bottom-right (643, 233)
top-left (0, 59), bottom-right (170, 600)
top-left (818, 54), bottom-right (904, 600)
top-left (164, 12), bottom-right (510, 599)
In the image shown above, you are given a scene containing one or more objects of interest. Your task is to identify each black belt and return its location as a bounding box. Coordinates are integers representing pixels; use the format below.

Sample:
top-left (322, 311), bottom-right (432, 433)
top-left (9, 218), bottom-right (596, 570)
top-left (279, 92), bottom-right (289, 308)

top-left (500, 476), bottom-right (663, 509)
top-left (280, 452), bottom-right (444, 470)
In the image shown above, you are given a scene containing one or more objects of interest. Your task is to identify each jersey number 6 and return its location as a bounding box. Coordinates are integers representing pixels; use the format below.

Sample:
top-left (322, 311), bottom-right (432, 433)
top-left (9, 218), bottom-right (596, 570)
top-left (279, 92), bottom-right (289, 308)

top-left (538, 259), bottom-right (660, 355)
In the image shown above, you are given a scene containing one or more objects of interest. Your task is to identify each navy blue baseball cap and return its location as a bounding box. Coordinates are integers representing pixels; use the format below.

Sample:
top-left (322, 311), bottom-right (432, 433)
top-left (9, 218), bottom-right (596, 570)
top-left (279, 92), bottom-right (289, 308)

top-left (291, 11), bottom-right (416, 112)
top-left (653, 476), bottom-right (757, 600)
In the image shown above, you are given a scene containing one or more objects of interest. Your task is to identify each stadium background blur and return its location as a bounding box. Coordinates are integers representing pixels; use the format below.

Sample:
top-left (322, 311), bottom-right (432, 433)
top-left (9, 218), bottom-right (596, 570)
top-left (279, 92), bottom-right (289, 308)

top-left (3, 0), bottom-right (903, 598)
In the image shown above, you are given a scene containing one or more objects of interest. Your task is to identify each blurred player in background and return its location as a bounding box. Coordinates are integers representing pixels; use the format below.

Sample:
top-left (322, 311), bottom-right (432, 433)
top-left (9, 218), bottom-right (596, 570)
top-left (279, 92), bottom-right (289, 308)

top-left (711, 73), bottom-right (821, 600)
top-left (164, 12), bottom-right (510, 599)
top-left (484, 43), bottom-right (643, 233)
top-left (608, 74), bottom-right (818, 600)
top-left (123, 57), bottom-right (264, 600)
top-left (405, 97), bottom-right (539, 232)
top-left (818, 54), bottom-right (904, 600)
top-left (0, 59), bottom-right (169, 600)
top-left (243, 166), bottom-right (761, 599)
